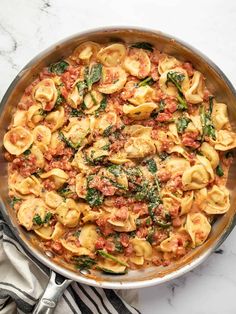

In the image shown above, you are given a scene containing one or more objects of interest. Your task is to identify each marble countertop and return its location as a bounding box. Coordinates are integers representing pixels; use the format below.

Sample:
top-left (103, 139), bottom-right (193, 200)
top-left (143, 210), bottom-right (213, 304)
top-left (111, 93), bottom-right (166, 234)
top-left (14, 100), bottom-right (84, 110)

top-left (0, 0), bottom-right (236, 313)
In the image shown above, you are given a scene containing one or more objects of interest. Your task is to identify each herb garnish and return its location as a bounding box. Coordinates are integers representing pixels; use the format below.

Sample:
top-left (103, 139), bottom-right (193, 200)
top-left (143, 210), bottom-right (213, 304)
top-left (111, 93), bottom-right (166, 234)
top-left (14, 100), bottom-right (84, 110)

top-left (131, 42), bottom-right (154, 52)
top-left (176, 117), bottom-right (191, 133)
top-left (75, 256), bottom-right (96, 270)
top-left (49, 60), bottom-right (69, 74)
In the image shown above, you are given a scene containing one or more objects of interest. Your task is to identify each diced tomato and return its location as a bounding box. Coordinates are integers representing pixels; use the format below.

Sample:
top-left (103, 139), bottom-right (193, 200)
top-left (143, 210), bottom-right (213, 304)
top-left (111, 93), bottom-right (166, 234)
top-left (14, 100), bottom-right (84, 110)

top-left (156, 112), bottom-right (172, 122)
top-left (203, 89), bottom-right (211, 101)
top-left (182, 62), bottom-right (194, 77)
top-left (114, 206), bottom-right (129, 221)
top-left (124, 243), bottom-right (133, 256)
top-left (95, 237), bottom-right (106, 250)
top-left (120, 233), bottom-right (129, 247)
top-left (165, 97), bottom-right (177, 113)
top-left (136, 227), bottom-right (148, 238)
top-left (157, 170), bottom-right (171, 182)
top-left (132, 202), bottom-right (148, 215)
top-left (105, 240), bottom-right (116, 253)
top-left (12, 155), bottom-right (38, 177)
top-left (51, 241), bottom-right (64, 255)
top-left (182, 132), bottom-right (200, 148)
top-left (96, 217), bottom-right (114, 236)
top-left (172, 216), bottom-right (182, 227)
top-left (43, 179), bottom-right (56, 191)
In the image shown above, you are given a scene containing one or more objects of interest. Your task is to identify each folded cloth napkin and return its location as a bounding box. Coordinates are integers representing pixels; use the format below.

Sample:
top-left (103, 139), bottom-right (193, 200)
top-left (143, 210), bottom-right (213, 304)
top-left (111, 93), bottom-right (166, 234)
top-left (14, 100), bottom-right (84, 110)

top-left (0, 214), bottom-right (140, 314)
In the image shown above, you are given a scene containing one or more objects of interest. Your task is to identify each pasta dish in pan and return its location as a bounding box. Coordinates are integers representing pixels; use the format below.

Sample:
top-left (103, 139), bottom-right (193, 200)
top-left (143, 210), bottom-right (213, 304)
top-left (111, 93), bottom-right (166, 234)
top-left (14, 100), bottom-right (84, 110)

top-left (3, 41), bottom-right (236, 274)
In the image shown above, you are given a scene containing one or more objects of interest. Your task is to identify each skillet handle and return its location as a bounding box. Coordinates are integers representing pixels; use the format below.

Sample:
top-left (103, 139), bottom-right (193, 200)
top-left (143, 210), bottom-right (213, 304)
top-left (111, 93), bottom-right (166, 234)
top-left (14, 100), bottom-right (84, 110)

top-left (32, 271), bottom-right (72, 314)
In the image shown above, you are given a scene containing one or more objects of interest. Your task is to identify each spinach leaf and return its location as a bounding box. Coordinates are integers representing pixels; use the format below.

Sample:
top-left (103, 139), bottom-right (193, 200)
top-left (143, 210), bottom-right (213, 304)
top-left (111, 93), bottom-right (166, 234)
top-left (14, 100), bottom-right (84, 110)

top-left (166, 71), bottom-right (188, 110)
top-left (138, 76), bottom-right (155, 87)
top-left (75, 256), bottom-right (96, 270)
top-left (76, 81), bottom-right (87, 95)
top-left (145, 158), bottom-right (157, 173)
top-left (131, 42), bottom-right (153, 52)
top-left (10, 196), bottom-right (22, 207)
top-left (156, 220), bottom-right (172, 228)
top-left (33, 214), bottom-right (43, 225)
top-left (33, 212), bottom-right (52, 225)
top-left (101, 144), bottom-right (110, 150)
top-left (102, 177), bottom-right (128, 191)
top-left (166, 71), bottom-right (185, 93)
top-left (177, 94), bottom-right (188, 110)
top-left (49, 60), bottom-right (69, 74)
top-left (85, 187), bottom-right (104, 207)
top-left (23, 149), bottom-right (31, 156)
top-left (146, 227), bottom-right (155, 243)
top-left (44, 212), bottom-right (53, 223)
top-left (107, 165), bottom-right (122, 177)
top-left (216, 164), bottom-right (224, 177)
top-left (114, 234), bottom-right (124, 253)
top-left (85, 63), bottom-right (102, 90)
top-left (57, 184), bottom-right (74, 198)
top-left (70, 108), bottom-right (84, 117)
top-left (94, 96), bottom-right (107, 117)
top-left (97, 250), bottom-right (128, 266)
top-left (176, 117), bottom-right (191, 133)
top-left (103, 125), bottom-right (113, 137)
top-left (200, 104), bottom-right (216, 140)
top-left (39, 108), bottom-right (47, 116)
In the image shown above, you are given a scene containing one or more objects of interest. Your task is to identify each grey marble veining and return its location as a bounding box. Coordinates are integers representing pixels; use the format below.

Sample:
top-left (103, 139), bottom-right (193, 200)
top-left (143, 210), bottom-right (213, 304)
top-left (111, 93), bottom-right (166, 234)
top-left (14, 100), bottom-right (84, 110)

top-left (0, 0), bottom-right (236, 313)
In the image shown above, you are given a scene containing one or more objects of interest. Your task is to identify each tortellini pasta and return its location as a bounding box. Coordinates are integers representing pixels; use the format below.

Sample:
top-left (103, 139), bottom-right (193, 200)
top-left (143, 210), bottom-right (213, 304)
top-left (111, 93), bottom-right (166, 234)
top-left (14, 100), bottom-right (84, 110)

top-left (14, 175), bottom-right (41, 197)
top-left (124, 48), bottom-right (151, 78)
top-left (13, 110), bottom-right (27, 127)
top-left (45, 106), bottom-right (65, 132)
top-left (97, 43), bottom-right (126, 66)
top-left (184, 71), bottom-right (204, 104)
top-left (182, 156), bottom-right (214, 190)
top-left (79, 224), bottom-right (99, 252)
top-left (201, 185), bottom-right (230, 214)
top-left (45, 191), bottom-right (63, 208)
top-left (17, 198), bottom-right (47, 230)
top-left (33, 79), bottom-right (57, 111)
top-left (35, 222), bottom-right (65, 240)
top-left (40, 169), bottom-right (69, 189)
top-left (200, 142), bottom-right (219, 169)
top-left (130, 238), bottom-right (152, 265)
top-left (124, 137), bottom-right (156, 158)
top-left (158, 55), bottom-right (181, 75)
top-left (33, 125), bottom-right (51, 147)
top-left (159, 68), bottom-right (189, 96)
top-left (56, 199), bottom-right (80, 227)
top-left (98, 66), bottom-right (127, 94)
top-left (70, 41), bottom-right (100, 64)
top-left (185, 213), bottom-right (211, 247)
top-left (123, 102), bottom-right (157, 120)
top-left (27, 104), bottom-right (44, 128)
top-left (212, 102), bottom-right (229, 130)
top-left (215, 130), bottom-right (236, 151)
top-left (128, 85), bottom-right (154, 106)
top-left (4, 126), bottom-right (33, 155)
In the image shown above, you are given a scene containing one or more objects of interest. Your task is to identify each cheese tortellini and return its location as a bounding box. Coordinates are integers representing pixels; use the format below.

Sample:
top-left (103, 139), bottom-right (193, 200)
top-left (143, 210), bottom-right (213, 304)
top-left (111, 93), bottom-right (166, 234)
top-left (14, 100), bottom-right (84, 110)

top-left (33, 79), bottom-right (57, 111)
top-left (4, 126), bottom-right (33, 155)
top-left (185, 213), bottom-right (211, 247)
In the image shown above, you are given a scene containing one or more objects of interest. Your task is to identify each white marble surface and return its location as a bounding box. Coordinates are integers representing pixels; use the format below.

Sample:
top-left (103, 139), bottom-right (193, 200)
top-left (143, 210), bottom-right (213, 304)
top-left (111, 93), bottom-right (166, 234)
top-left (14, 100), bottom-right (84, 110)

top-left (0, 0), bottom-right (236, 313)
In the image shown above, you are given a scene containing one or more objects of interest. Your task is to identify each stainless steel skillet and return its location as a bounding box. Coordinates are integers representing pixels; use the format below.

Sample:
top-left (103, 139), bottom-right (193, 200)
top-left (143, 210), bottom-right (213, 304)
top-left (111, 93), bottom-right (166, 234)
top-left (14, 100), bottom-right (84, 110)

top-left (1, 27), bottom-right (236, 314)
